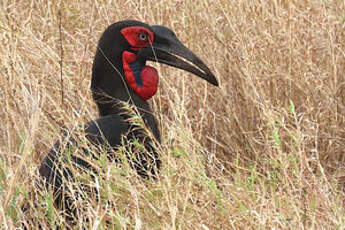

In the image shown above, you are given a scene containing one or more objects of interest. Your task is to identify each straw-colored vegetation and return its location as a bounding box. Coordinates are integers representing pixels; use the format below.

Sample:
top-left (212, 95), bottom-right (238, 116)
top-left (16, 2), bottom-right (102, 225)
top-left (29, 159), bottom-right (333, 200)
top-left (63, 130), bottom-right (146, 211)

top-left (1, 0), bottom-right (345, 229)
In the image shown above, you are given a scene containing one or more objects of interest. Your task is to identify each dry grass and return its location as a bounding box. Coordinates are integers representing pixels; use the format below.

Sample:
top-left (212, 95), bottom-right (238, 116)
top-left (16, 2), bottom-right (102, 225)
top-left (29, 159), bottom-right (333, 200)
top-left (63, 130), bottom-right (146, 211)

top-left (1, 0), bottom-right (345, 229)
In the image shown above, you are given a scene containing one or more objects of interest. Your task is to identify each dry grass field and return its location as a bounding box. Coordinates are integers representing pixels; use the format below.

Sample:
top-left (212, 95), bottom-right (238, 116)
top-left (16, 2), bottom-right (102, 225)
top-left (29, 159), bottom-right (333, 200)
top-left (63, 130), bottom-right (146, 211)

top-left (1, 0), bottom-right (345, 229)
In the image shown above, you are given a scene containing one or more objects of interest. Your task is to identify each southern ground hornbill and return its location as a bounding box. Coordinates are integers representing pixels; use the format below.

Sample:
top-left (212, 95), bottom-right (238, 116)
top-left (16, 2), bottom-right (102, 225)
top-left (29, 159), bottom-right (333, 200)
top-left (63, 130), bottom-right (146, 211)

top-left (38, 20), bottom-right (218, 214)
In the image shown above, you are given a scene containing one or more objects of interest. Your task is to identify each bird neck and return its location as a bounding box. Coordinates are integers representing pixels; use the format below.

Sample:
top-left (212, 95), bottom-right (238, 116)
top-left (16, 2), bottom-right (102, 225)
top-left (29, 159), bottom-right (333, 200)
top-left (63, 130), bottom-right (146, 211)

top-left (91, 50), bottom-right (161, 142)
top-left (94, 95), bottom-right (161, 143)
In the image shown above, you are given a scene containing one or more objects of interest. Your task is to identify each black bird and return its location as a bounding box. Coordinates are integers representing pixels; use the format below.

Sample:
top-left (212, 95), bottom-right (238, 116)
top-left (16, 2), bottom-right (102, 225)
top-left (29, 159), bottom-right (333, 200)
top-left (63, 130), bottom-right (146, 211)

top-left (38, 20), bottom-right (218, 212)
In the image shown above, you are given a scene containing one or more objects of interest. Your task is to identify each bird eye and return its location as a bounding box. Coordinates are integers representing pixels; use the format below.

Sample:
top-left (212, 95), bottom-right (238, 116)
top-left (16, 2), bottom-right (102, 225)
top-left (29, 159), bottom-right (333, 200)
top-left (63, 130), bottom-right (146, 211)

top-left (139, 32), bottom-right (147, 41)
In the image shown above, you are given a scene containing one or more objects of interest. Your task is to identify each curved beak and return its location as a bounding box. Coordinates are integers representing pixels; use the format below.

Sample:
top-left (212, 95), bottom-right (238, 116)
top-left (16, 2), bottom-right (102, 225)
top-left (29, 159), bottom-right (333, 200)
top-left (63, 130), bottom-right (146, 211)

top-left (137, 25), bottom-right (218, 86)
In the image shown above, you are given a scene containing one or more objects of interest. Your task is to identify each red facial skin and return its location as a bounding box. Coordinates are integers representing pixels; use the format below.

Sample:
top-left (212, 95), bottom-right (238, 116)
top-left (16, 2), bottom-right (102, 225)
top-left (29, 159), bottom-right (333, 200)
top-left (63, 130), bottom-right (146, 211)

top-left (122, 51), bottom-right (158, 100)
top-left (120, 26), bottom-right (154, 49)
top-left (120, 26), bottom-right (158, 100)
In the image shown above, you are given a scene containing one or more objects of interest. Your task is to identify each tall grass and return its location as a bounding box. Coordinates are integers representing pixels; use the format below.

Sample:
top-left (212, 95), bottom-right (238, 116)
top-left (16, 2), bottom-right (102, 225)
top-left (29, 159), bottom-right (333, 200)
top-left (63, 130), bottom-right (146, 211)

top-left (1, 0), bottom-right (345, 229)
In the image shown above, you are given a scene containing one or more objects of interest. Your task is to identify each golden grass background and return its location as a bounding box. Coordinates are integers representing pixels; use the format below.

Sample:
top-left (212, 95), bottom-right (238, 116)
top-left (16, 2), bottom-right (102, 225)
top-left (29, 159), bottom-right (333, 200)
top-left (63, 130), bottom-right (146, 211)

top-left (1, 0), bottom-right (345, 229)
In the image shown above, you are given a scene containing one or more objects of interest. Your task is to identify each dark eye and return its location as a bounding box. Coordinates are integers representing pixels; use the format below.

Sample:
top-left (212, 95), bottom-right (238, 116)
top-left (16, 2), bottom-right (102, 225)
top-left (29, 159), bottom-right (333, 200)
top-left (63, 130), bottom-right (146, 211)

top-left (139, 32), bottom-right (147, 41)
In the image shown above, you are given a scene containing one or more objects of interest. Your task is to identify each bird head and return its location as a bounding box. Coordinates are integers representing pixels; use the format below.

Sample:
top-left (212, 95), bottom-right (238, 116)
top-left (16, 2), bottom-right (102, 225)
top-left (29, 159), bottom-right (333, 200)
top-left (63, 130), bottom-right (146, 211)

top-left (91, 20), bottom-right (218, 113)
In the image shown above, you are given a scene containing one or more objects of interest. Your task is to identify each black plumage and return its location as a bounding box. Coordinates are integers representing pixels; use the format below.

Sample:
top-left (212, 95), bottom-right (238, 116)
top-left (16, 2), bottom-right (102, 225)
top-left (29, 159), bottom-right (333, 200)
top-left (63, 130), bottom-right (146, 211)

top-left (38, 20), bottom-right (218, 215)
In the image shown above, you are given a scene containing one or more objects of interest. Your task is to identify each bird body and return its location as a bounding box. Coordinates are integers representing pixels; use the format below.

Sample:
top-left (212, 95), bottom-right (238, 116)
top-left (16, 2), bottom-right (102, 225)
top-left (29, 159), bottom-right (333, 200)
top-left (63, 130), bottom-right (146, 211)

top-left (38, 20), bottom-right (218, 212)
top-left (39, 114), bottom-right (128, 189)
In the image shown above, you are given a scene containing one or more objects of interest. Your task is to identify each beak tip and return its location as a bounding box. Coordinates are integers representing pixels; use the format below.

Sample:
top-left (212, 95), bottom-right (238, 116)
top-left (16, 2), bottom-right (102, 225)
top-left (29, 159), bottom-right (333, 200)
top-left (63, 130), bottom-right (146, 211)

top-left (208, 75), bottom-right (219, 86)
top-left (212, 80), bottom-right (219, 87)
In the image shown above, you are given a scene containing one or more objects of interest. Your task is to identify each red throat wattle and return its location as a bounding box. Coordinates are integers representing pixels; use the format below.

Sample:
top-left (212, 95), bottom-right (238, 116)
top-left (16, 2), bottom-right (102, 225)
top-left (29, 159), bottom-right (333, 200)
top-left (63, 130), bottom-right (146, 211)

top-left (122, 51), bottom-right (159, 100)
